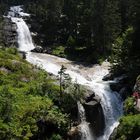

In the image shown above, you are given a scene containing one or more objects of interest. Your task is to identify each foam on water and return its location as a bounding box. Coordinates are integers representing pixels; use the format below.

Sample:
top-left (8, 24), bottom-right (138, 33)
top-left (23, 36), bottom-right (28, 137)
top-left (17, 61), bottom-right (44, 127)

top-left (8, 6), bottom-right (123, 140)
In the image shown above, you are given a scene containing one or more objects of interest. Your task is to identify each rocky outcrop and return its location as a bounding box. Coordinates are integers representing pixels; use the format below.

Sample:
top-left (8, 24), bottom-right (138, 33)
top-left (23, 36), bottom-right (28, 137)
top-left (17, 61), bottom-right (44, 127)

top-left (68, 88), bottom-right (104, 139)
top-left (31, 46), bottom-right (44, 53)
top-left (83, 90), bottom-right (104, 137)
top-left (67, 126), bottom-right (80, 140)
top-left (84, 99), bottom-right (105, 137)
top-left (134, 75), bottom-right (140, 92)
top-left (109, 76), bottom-right (132, 100)
top-left (31, 46), bottom-right (52, 54)
top-left (109, 75), bottom-right (140, 140)
top-left (102, 73), bottom-right (114, 81)
top-left (3, 17), bottom-right (17, 46)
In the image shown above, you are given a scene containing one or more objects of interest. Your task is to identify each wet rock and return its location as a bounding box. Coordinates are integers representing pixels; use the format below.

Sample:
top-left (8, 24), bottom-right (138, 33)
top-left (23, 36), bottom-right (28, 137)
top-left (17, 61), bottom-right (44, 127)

top-left (119, 86), bottom-right (132, 100)
top-left (83, 100), bottom-right (104, 137)
top-left (102, 73), bottom-right (114, 81)
top-left (84, 88), bottom-right (96, 100)
top-left (109, 127), bottom-right (118, 140)
top-left (134, 75), bottom-right (140, 92)
top-left (110, 76), bottom-right (129, 92)
top-left (85, 92), bottom-right (95, 102)
top-left (19, 51), bottom-right (26, 59)
top-left (45, 47), bottom-right (52, 54)
top-left (31, 46), bottom-right (44, 53)
top-left (84, 100), bottom-right (99, 107)
top-left (110, 82), bottom-right (123, 92)
top-left (67, 126), bottom-right (80, 140)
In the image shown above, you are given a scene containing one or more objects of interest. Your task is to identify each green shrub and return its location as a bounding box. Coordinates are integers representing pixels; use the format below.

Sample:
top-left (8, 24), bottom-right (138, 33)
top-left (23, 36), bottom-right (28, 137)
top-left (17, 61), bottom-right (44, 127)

top-left (113, 115), bottom-right (140, 140)
top-left (50, 134), bottom-right (62, 140)
top-left (124, 97), bottom-right (135, 115)
top-left (0, 48), bottom-right (68, 139)
top-left (6, 47), bottom-right (18, 55)
top-left (67, 36), bottom-right (76, 47)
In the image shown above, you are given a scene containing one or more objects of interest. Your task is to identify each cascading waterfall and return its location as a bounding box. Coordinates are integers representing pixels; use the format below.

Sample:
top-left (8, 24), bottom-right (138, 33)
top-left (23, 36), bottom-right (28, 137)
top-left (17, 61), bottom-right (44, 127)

top-left (77, 101), bottom-right (94, 140)
top-left (7, 6), bottom-right (123, 140)
top-left (26, 47), bottom-right (123, 140)
top-left (12, 18), bottom-right (35, 52)
top-left (8, 6), bottom-right (35, 52)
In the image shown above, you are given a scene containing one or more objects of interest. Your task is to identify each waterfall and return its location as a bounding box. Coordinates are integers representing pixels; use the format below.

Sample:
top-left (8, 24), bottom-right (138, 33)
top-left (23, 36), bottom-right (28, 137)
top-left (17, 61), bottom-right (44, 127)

top-left (8, 6), bottom-right (35, 52)
top-left (27, 53), bottom-right (123, 140)
top-left (7, 6), bottom-right (123, 140)
top-left (77, 101), bottom-right (94, 140)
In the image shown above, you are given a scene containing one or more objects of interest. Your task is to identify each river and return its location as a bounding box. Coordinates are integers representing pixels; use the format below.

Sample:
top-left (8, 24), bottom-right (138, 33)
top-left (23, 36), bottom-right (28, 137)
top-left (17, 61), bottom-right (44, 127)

top-left (8, 6), bottom-right (123, 140)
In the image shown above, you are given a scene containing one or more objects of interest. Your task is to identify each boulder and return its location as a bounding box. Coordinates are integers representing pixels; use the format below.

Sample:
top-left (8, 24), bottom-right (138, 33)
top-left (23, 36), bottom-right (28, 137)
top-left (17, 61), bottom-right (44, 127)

top-left (67, 126), bottom-right (80, 140)
top-left (110, 76), bottom-right (129, 92)
top-left (102, 73), bottom-right (114, 81)
top-left (84, 88), bottom-right (96, 101)
top-left (31, 46), bottom-right (44, 53)
top-left (119, 86), bottom-right (132, 100)
top-left (19, 51), bottom-right (26, 59)
top-left (83, 99), bottom-right (104, 137)
top-left (110, 82), bottom-right (123, 92)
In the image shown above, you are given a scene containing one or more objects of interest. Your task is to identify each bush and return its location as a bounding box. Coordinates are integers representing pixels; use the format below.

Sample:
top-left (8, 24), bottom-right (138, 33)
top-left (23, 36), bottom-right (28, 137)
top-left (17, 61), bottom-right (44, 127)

top-left (0, 48), bottom-right (68, 139)
top-left (50, 134), bottom-right (62, 140)
top-left (124, 97), bottom-right (135, 115)
top-left (113, 115), bottom-right (140, 140)
top-left (67, 36), bottom-right (76, 47)
top-left (6, 47), bottom-right (18, 55)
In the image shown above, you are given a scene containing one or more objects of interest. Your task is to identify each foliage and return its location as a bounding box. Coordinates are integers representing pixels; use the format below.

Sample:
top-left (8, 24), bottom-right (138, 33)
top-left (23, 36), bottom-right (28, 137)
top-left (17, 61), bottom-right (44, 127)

top-left (52, 46), bottom-right (66, 58)
top-left (58, 65), bottom-right (84, 117)
top-left (0, 48), bottom-right (68, 139)
top-left (111, 27), bottom-right (140, 83)
top-left (58, 65), bottom-right (71, 96)
top-left (112, 114), bottom-right (140, 140)
top-left (50, 134), bottom-right (62, 140)
top-left (123, 97), bottom-right (136, 115)
top-left (67, 36), bottom-right (76, 47)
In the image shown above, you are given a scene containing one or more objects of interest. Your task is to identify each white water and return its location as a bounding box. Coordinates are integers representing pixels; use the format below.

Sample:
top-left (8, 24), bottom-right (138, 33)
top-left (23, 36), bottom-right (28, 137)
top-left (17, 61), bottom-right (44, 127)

top-left (8, 6), bottom-right (35, 52)
top-left (77, 101), bottom-right (94, 140)
top-left (8, 6), bottom-right (123, 140)
top-left (26, 53), bottom-right (123, 140)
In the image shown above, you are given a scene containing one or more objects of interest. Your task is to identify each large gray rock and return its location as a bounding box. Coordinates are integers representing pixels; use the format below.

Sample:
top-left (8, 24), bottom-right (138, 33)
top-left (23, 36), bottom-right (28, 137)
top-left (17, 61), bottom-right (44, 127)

top-left (119, 86), bottom-right (132, 100)
top-left (67, 126), bottom-right (80, 140)
top-left (102, 73), bottom-right (114, 81)
top-left (3, 17), bottom-right (17, 46)
top-left (110, 82), bottom-right (123, 92)
top-left (83, 97), bottom-right (104, 137)
top-left (31, 46), bottom-right (44, 53)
